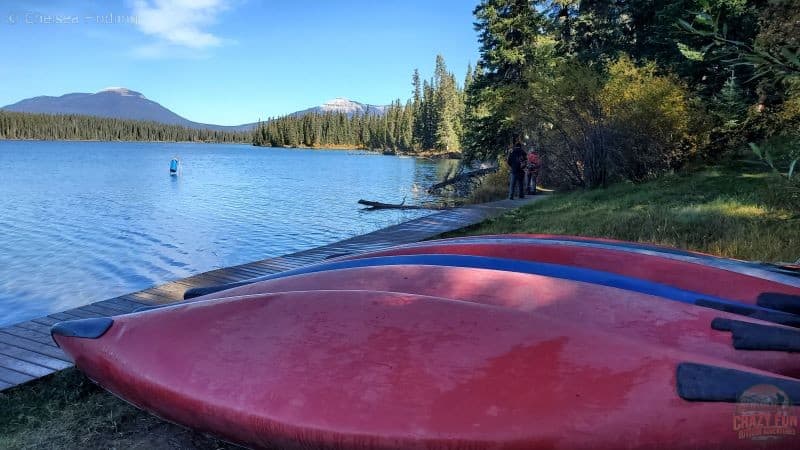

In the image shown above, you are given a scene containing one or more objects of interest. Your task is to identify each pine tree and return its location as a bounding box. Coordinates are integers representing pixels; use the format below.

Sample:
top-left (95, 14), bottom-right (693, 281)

top-left (463, 0), bottom-right (546, 161)
top-left (464, 62), bottom-right (474, 91)
top-left (715, 70), bottom-right (748, 129)
top-left (412, 69), bottom-right (424, 150)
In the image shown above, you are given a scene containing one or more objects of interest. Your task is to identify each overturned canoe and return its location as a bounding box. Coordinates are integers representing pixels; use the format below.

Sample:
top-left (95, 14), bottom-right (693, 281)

top-left (183, 236), bottom-right (800, 314)
top-left (192, 264), bottom-right (800, 378)
top-left (52, 290), bottom-right (800, 450)
top-left (184, 253), bottom-right (800, 330)
top-left (338, 235), bottom-right (800, 307)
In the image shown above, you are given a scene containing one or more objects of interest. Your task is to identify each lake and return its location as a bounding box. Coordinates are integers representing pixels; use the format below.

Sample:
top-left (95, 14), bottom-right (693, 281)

top-left (0, 141), bottom-right (456, 327)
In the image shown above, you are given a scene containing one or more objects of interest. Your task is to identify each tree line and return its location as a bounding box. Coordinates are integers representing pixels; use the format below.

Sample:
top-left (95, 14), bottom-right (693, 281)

top-left (0, 111), bottom-right (251, 143)
top-left (253, 55), bottom-right (468, 152)
top-left (464, 0), bottom-right (799, 188)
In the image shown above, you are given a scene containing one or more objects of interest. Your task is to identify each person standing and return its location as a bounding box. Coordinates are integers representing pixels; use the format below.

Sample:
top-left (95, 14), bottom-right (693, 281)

top-left (525, 148), bottom-right (541, 195)
top-left (507, 143), bottom-right (526, 200)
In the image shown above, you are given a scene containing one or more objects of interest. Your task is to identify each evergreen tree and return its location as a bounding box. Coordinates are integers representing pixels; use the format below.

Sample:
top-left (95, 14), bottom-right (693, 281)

top-left (464, 0), bottom-right (546, 161)
top-left (412, 69), bottom-right (424, 150)
top-left (433, 55), bottom-right (461, 151)
top-left (715, 71), bottom-right (749, 129)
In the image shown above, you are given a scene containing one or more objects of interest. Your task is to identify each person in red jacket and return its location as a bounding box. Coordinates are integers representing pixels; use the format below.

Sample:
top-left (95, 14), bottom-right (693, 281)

top-left (525, 149), bottom-right (541, 195)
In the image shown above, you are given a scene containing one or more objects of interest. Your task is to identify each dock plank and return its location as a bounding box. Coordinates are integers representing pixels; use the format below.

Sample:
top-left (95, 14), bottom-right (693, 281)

top-left (3, 326), bottom-right (55, 346)
top-left (32, 317), bottom-right (61, 327)
top-left (127, 290), bottom-right (179, 306)
top-left (112, 295), bottom-right (151, 307)
top-left (79, 304), bottom-right (122, 317)
top-left (61, 308), bottom-right (102, 319)
top-left (233, 264), bottom-right (282, 276)
top-left (179, 274), bottom-right (233, 287)
top-left (0, 366), bottom-right (34, 385)
top-left (195, 270), bottom-right (244, 282)
top-left (0, 342), bottom-right (72, 370)
top-left (48, 312), bottom-right (82, 321)
top-left (0, 332), bottom-right (69, 362)
top-left (0, 353), bottom-right (54, 378)
top-left (92, 299), bottom-right (138, 314)
top-left (15, 321), bottom-right (54, 335)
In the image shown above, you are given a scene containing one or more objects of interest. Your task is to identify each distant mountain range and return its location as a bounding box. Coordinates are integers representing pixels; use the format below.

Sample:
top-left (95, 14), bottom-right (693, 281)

top-left (291, 98), bottom-right (387, 117)
top-left (1, 88), bottom-right (388, 132)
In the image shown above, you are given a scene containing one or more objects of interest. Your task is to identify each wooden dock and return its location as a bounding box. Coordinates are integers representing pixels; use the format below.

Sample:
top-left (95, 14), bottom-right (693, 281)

top-left (0, 197), bottom-right (540, 392)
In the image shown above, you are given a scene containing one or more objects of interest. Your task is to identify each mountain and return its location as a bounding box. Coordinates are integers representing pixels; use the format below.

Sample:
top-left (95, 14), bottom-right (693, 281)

top-left (290, 98), bottom-right (387, 117)
top-left (1, 89), bottom-right (388, 131)
top-left (1, 88), bottom-right (255, 132)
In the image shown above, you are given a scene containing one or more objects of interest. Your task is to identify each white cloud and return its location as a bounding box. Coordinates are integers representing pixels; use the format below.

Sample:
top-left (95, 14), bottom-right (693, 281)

top-left (130, 0), bottom-right (230, 50)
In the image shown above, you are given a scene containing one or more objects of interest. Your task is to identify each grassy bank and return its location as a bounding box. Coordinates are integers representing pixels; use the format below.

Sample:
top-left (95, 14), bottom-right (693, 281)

top-left (0, 369), bottom-right (238, 449)
top-left (454, 164), bottom-right (799, 262)
top-left (1, 163), bottom-right (797, 450)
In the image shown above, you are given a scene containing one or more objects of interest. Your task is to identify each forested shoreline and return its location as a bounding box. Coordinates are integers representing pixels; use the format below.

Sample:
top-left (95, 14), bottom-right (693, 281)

top-left (0, 111), bottom-right (251, 143)
top-left (253, 55), bottom-right (469, 153)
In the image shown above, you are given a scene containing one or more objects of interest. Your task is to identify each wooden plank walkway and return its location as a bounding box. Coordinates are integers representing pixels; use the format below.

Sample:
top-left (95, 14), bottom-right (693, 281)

top-left (0, 197), bottom-right (539, 392)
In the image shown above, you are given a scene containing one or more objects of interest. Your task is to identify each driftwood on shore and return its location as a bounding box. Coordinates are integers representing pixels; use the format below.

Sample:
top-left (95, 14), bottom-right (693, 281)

top-left (358, 166), bottom-right (497, 211)
top-left (426, 166), bottom-right (498, 194)
top-left (357, 197), bottom-right (448, 211)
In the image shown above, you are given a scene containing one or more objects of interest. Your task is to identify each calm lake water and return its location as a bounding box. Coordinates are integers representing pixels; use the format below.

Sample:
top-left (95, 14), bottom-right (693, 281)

top-left (0, 141), bottom-right (456, 327)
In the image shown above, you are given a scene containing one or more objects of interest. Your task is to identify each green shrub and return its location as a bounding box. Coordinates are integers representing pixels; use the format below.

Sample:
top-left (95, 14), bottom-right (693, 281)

top-left (468, 161), bottom-right (511, 203)
top-left (601, 57), bottom-right (696, 181)
top-left (518, 56), bottom-right (700, 188)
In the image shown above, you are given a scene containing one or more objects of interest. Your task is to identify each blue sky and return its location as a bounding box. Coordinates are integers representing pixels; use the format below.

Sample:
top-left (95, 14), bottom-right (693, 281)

top-left (0, 1), bottom-right (480, 125)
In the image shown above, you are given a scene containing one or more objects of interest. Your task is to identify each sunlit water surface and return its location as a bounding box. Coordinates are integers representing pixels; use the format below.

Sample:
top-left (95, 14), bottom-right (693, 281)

top-left (0, 141), bottom-right (456, 326)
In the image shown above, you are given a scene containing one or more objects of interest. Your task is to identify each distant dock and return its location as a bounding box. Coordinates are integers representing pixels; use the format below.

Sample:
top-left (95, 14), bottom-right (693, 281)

top-left (0, 197), bottom-right (540, 392)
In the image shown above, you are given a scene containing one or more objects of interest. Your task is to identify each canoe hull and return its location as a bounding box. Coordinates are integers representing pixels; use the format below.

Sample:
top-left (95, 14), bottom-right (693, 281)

top-left (194, 264), bottom-right (800, 378)
top-left (54, 290), bottom-right (799, 450)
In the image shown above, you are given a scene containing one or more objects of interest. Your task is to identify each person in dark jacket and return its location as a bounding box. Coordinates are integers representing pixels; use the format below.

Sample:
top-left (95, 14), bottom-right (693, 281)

top-left (507, 142), bottom-right (526, 200)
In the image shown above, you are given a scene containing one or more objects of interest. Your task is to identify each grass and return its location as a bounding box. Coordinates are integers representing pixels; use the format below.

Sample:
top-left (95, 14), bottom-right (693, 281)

top-left (1, 162), bottom-right (797, 449)
top-left (0, 369), bottom-right (238, 449)
top-left (450, 163), bottom-right (800, 262)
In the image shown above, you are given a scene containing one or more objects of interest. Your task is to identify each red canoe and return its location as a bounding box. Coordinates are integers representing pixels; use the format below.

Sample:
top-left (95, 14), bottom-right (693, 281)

top-left (53, 290), bottom-right (800, 449)
top-left (335, 236), bottom-right (800, 307)
top-left (195, 264), bottom-right (800, 378)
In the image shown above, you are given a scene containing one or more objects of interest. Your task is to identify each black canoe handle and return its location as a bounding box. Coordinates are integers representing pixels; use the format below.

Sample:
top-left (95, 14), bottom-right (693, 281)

top-left (757, 292), bottom-right (800, 316)
top-left (677, 362), bottom-right (800, 403)
top-left (696, 298), bottom-right (800, 328)
top-left (711, 317), bottom-right (800, 352)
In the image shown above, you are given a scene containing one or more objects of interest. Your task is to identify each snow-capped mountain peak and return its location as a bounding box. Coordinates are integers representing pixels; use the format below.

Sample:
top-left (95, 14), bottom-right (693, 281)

top-left (297, 98), bottom-right (387, 117)
top-left (97, 87), bottom-right (145, 98)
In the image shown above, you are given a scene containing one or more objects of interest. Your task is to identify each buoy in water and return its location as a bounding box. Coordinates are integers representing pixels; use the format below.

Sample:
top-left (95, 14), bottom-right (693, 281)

top-left (169, 157), bottom-right (179, 176)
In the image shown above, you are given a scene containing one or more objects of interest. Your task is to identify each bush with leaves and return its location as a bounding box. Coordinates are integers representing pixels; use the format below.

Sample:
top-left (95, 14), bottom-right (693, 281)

top-left (600, 57), bottom-right (696, 182)
top-left (513, 55), bottom-right (698, 188)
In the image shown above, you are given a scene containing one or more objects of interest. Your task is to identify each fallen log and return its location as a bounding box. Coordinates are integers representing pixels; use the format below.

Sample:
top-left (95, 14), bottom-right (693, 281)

top-left (427, 166), bottom-right (498, 193)
top-left (357, 197), bottom-right (448, 211)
